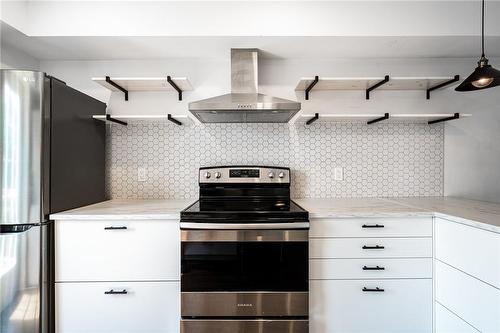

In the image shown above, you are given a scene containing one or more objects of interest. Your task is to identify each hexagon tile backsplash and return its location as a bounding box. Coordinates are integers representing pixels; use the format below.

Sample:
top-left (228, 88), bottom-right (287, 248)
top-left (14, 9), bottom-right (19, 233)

top-left (106, 122), bottom-right (444, 199)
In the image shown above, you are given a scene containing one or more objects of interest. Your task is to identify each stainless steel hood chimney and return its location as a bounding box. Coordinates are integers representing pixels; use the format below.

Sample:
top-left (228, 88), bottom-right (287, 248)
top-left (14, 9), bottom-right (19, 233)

top-left (189, 49), bottom-right (301, 123)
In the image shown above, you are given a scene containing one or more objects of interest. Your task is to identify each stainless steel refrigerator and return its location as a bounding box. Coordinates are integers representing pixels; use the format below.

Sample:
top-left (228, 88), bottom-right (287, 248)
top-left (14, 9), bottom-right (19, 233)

top-left (0, 70), bottom-right (106, 333)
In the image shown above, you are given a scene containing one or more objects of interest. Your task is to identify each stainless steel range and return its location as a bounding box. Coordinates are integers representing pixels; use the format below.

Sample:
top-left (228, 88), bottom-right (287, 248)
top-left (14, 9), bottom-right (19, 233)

top-left (180, 166), bottom-right (309, 333)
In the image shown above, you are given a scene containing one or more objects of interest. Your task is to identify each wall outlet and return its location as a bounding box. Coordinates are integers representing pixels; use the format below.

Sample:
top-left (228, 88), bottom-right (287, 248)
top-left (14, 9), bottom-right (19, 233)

top-left (334, 167), bottom-right (344, 181)
top-left (137, 167), bottom-right (147, 182)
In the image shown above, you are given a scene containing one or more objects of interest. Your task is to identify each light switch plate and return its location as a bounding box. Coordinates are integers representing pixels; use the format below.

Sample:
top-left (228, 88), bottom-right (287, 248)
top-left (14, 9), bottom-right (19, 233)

top-left (138, 167), bottom-right (147, 182)
top-left (334, 167), bottom-right (344, 181)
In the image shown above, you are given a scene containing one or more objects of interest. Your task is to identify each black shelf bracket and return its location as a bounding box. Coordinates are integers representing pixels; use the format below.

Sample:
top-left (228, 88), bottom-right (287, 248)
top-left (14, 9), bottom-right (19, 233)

top-left (168, 114), bottom-right (183, 126)
top-left (167, 76), bottom-right (183, 101)
top-left (367, 113), bottom-right (390, 125)
top-left (305, 76), bottom-right (319, 100)
top-left (428, 113), bottom-right (460, 125)
top-left (426, 75), bottom-right (460, 100)
top-left (306, 113), bottom-right (319, 125)
top-left (366, 75), bottom-right (390, 100)
top-left (105, 114), bottom-right (127, 126)
top-left (106, 76), bottom-right (128, 101)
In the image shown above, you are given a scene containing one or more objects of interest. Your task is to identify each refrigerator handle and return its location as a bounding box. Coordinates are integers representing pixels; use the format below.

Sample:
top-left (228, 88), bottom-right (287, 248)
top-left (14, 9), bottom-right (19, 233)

top-left (0, 224), bottom-right (35, 234)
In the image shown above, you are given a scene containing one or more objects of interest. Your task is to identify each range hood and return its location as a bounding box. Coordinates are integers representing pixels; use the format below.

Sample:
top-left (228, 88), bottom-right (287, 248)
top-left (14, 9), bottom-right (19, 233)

top-left (189, 49), bottom-right (301, 123)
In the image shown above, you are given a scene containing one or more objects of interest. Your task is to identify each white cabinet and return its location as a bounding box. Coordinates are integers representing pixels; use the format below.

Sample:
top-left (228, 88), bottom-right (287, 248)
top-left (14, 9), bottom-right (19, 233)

top-left (56, 281), bottom-right (180, 333)
top-left (435, 302), bottom-right (479, 333)
top-left (310, 258), bottom-right (432, 279)
top-left (55, 219), bottom-right (181, 333)
top-left (309, 217), bottom-right (433, 333)
top-left (310, 279), bottom-right (433, 333)
top-left (434, 218), bottom-right (500, 333)
top-left (310, 238), bottom-right (432, 258)
top-left (56, 220), bottom-right (180, 281)
top-left (310, 217), bottom-right (432, 238)
top-left (435, 260), bottom-right (500, 333)
top-left (435, 217), bottom-right (500, 288)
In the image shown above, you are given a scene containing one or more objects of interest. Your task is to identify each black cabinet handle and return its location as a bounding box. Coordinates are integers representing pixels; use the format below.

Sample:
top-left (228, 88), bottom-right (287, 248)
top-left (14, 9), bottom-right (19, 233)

top-left (362, 224), bottom-right (384, 228)
top-left (362, 287), bottom-right (385, 292)
top-left (363, 265), bottom-right (385, 270)
top-left (104, 226), bottom-right (128, 230)
top-left (362, 245), bottom-right (385, 249)
top-left (104, 289), bottom-right (128, 295)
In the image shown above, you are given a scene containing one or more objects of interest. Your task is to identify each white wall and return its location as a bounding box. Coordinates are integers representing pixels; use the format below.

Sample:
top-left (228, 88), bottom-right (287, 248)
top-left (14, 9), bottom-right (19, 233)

top-left (0, 41), bottom-right (39, 70)
top-left (39, 56), bottom-right (500, 202)
top-left (444, 93), bottom-right (500, 203)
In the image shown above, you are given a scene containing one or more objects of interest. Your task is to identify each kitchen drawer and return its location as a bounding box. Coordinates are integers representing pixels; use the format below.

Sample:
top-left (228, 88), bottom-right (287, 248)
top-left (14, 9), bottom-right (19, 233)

top-left (56, 281), bottom-right (180, 333)
top-left (55, 220), bottom-right (180, 281)
top-left (435, 218), bottom-right (500, 289)
top-left (435, 260), bottom-right (500, 333)
top-left (310, 258), bottom-right (432, 280)
top-left (435, 302), bottom-right (480, 333)
top-left (310, 217), bottom-right (432, 238)
top-left (310, 279), bottom-right (432, 333)
top-left (310, 237), bottom-right (432, 259)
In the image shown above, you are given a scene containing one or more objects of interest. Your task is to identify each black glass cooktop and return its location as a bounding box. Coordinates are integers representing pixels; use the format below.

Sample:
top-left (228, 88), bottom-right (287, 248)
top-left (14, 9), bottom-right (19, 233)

top-left (180, 199), bottom-right (309, 223)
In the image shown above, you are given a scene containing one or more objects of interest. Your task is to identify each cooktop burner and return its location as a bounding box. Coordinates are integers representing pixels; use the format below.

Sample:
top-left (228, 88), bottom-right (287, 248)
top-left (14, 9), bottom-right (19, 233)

top-left (181, 199), bottom-right (308, 223)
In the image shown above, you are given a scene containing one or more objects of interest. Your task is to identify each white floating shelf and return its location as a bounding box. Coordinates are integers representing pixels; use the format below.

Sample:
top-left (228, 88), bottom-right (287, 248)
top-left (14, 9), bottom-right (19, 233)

top-left (296, 77), bottom-right (387, 91)
top-left (92, 76), bottom-right (193, 101)
top-left (295, 76), bottom-right (459, 91)
top-left (93, 114), bottom-right (193, 126)
top-left (295, 113), bottom-right (471, 125)
top-left (92, 77), bottom-right (193, 92)
top-left (295, 75), bottom-right (460, 100)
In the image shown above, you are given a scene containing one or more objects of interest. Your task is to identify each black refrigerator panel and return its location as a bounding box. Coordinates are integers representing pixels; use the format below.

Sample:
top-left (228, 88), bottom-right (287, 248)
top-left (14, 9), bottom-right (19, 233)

top-left (49, 77), bottom-right (107, 213)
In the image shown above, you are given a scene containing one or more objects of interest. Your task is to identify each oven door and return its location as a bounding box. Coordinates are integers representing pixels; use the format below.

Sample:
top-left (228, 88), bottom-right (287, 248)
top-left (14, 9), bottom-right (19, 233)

top-left (180, 229), bottom-right (309, 318)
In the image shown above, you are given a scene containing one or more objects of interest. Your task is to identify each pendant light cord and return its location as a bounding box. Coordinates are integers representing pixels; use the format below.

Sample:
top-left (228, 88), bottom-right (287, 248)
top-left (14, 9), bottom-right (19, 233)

top-left (481, 0), bottom-right (485, 57)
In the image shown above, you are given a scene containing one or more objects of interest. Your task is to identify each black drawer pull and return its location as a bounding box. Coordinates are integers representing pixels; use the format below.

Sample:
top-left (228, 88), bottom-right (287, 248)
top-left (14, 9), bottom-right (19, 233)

top-left (362, 287), bottom-right (385, 292)
top-left (104, 289), bottom-right (128, 295)
top-left (363, 265), bottom-right (385, 270)
top-left (362, 245), bottom-right (385, 249)
top-left (362, 224), bottom-right (384, 228)
top-left (104, 226), bottom-right (127, 230)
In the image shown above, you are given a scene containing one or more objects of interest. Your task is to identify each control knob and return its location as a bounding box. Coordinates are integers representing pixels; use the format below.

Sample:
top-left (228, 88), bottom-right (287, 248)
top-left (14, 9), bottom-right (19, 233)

top-left (278, 172), bottom-right (285, 179)
top-left (268, 172), bottom-right (275, 179)
top-left (214, 172), bottom-right (222, 179)
top-left (204, 171), bottom-right (211, 179)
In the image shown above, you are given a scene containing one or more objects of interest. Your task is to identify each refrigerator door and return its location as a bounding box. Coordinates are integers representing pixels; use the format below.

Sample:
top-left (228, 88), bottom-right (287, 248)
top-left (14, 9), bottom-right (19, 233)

top-left (0, 70), bottom-right (45, 226)
top-left (0, 224), bottom-right (41, 333)
top-left (49, 77), bottom-right (106, 213)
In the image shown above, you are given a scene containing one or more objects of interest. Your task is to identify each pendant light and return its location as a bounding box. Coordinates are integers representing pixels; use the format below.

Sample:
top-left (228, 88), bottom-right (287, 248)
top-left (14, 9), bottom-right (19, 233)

top-left (456, 0), bottom-right (500, 91)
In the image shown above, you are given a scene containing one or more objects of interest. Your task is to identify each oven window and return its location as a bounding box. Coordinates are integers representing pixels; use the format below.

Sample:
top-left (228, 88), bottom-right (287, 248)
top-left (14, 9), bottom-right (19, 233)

top-left (181, 242), bottom-right (308, 292)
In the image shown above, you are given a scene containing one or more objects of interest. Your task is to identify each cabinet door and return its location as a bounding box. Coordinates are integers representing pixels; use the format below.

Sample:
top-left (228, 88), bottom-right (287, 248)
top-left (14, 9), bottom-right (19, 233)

top-left (435, 302), bottom-right (479, 333)
top-left (310, 217), bottom-right (432, 238)
top-left (56, 281), bottom-right (180, 333)
top-left (55, 220), bottom-right (180, 281)
top-left (435, 260), bottom-right (500, 333)
top-left (310, 279), bottom-right (432, 333)
top-left (435, 218), bottom-right (500, 289)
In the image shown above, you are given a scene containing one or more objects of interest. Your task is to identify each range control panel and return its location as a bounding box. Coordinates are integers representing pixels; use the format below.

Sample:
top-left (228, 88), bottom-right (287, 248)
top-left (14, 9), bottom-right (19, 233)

top-left (199, 166), bottom-right (290, 184)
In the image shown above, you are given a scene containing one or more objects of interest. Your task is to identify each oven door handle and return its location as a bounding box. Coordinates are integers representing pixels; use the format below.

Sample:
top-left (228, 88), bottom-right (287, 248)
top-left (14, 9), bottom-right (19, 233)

top-left (180, 222), bottom-right (310, 230)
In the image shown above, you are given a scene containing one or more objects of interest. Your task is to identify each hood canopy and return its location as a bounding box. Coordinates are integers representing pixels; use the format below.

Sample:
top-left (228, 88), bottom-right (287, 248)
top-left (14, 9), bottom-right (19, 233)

top-left (189, 49), bottom-right (301, 123)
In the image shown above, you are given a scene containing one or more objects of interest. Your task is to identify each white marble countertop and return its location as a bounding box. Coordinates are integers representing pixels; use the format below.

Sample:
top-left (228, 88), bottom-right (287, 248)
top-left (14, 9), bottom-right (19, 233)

top-left (295, 197), bottom-right (500, 233)
top-left (387, 197), bottom-right (500, 233)
top-left (50, 199), bottom-right (195, 220)
top-left (294, 198), bottom-right (433, 218)
top-left (50, 197), bottom-right (500, 233)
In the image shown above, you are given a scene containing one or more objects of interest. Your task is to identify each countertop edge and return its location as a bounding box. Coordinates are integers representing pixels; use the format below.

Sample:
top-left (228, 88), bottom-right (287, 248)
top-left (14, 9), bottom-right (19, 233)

top-left (50, 213), bottom-right (181, 221)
